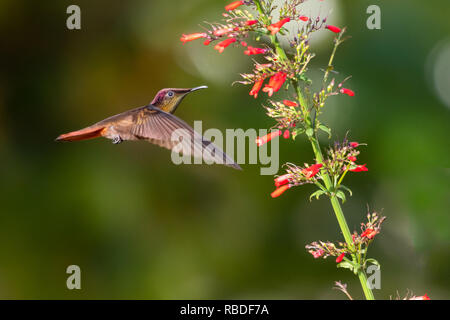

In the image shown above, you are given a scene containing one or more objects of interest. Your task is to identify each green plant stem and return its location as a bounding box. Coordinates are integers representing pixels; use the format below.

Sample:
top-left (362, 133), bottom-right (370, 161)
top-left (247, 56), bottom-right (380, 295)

top-left (254, 0), bottom-right (374, 300)
top-left (310, 124), bottom-right (375, 301)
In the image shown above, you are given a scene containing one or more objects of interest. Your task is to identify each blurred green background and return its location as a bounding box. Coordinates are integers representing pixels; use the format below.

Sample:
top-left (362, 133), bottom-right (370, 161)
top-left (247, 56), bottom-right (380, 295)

top-left (0, 0), bottom-right (448, 299)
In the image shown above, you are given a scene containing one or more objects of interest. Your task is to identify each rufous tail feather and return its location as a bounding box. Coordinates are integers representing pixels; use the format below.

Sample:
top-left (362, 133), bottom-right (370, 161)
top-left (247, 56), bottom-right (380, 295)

top-left (55, 126), bottom-right (106, 142)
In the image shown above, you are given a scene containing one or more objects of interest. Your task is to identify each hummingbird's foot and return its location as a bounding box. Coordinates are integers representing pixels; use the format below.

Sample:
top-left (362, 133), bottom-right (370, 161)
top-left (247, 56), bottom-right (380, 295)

top-left (112, 136), bottom-right (123, 144)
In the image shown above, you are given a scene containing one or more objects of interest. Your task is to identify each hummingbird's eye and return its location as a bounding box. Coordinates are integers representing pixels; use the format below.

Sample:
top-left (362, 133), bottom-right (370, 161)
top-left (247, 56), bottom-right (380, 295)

top-left (167, 91), bottom-right (174, 97)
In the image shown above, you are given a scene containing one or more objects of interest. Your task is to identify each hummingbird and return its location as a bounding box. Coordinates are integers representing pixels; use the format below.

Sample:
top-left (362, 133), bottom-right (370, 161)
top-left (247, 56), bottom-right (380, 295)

top-left (56, 86), bottom-right (241, 170)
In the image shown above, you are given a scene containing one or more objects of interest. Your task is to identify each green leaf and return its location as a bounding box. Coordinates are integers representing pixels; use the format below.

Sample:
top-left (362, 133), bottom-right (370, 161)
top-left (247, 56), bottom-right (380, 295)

top-left (309, 190), bottom-right (326, 201)
top-left (365, 258), bottom-right (381, 270)
top-left (306, 128), bottom-right (314, 137)
top-left (318, 124), bottom-right (332, 138)
top-left (296, 73), bottom-right (312, 84)
top-left (339, 185), bottom-right (353, 197)
top-left (337, 261), bottom-right (355, 272)
top-left (292, 128), bottom-right (305, 140)
top-left (336, 190), bottom-right (346, 203)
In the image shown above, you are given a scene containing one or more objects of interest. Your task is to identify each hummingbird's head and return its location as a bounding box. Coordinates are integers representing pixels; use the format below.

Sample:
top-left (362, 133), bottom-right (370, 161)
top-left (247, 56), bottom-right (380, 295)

top-left (151, 86), bottom-right (208, 113)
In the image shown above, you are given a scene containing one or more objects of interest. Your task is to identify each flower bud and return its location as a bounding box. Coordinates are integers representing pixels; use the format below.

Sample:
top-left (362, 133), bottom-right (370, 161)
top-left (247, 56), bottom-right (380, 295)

top-left (244, 46), bottom-right (267, 55)
top-left (225, 1), bottom-right (244, 11)
top-left (350, 164), bottom-right (368, 172)
top-left (274, 174), bottom-right (291, 187)
top-left (271, 184), bottom-right (291, 198)
top-left (256, 130), bottom-right (282, 146)
top-left (245, 20), bottom-right (258, 26)
top-left (180, 33), bottom-right (207, 44)
top-left (267, 17), bottom-right (291, 35)
top-left (326, 25), bottom-right (341, 33)
top-left (214, 38), bottom-right (237, 53)
top-left (336, 253), bottom-right (345, 263)
top-left (283, 100), bottom-right (298, 107)
top-left (340, 88), bottom-right (355, 97)
top-left (249, 78), bottom-right (265, 98)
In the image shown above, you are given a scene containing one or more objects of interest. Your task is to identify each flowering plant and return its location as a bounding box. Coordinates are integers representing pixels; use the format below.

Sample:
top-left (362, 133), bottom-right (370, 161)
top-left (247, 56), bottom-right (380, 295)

top-left (181, 0), bottom-right (429, 300)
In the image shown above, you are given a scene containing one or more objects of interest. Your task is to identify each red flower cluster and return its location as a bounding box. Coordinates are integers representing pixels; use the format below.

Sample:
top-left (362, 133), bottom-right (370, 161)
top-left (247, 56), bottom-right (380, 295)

top-left (361, 228), bottom-right (377, 239)
top-left (267, 17), bottom-right (290, 35)
top-left (262, 72), bottom-right (287, 97)
top-left (302, 163), bottom-right (323, 179)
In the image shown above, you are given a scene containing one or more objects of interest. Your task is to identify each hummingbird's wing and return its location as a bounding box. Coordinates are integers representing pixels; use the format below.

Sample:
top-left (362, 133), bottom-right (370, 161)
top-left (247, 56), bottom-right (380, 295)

top-left (114, 106), bottom-right (242, 170)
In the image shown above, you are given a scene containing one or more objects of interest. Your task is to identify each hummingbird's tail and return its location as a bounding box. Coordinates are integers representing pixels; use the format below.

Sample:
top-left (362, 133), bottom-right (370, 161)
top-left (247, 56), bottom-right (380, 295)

top-left (55, 126), bottom-right (106, 142)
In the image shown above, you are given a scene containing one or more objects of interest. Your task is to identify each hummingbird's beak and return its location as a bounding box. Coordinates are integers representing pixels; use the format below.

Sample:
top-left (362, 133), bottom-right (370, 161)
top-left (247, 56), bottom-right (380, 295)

top-left (189, 85), bottom-right (208, 92)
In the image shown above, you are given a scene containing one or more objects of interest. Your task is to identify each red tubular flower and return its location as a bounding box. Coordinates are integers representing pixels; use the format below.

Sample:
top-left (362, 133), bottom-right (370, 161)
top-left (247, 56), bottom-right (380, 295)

top-left (283, 100), bottom-right (298, 107)
top-left (245, 20), bottom-right (258, 26)
top-left (213, 28), bottom-right (233, 37)
top-left (180, 33), bottom-right (207, 44)
top-left (283, 130), bottom-right (290, 139)
top-left (336, 253), bottom-right (345, 263)
top-left (311, 249), bottom-right (324, 259)
top-left (361, 228), bottom-right (377, 239)
top-left (203, 40), bottom-right (211, 46)
top-left (256, 130), bottom-right (282, 146)
top-left (302, 163), bottom-right (323, 179)
top-left (267, 17), bottom-right (291, 35)
top-left (348, 156), bottom-right (357, 162)
top-left (326, 25), bottom-right (341, 33)
top-left (299, 16), bottom-right (309, 22)
top-left (274, 174), bottom-right (291, 187)
top-left (262, 72), bottom-right (287, 96)
top-left (240, 41), bottom-right (248, 47)
top-left (225, 0), bottom-right (244, 11)
top-left (249, 78), bottom-right (265, 98)
top-left (410, 294), bottom-right (430, 300)
top-left (349, 142), bottom-right (359, 148)
top-left (350, 164), bottom-right (368, 172)
top-left (244, 46), bottom-right (267, 55)
top-left (340, 88), bottom-right (355, 96)
top-left (271, 184), bottom-right (290, 198)
top-left (214, 38), bottom-right (236, 53)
